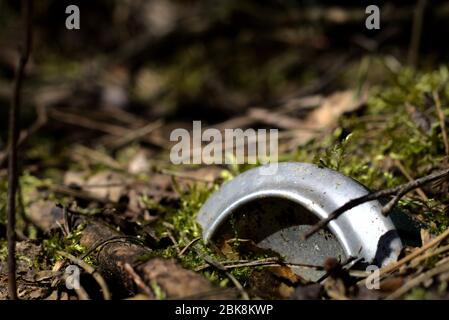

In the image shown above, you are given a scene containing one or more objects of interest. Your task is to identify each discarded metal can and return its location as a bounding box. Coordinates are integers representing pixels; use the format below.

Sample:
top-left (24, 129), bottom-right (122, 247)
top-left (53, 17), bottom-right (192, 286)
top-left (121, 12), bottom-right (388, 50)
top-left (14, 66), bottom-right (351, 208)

top-left (197, 162), bottom-right (403, 281)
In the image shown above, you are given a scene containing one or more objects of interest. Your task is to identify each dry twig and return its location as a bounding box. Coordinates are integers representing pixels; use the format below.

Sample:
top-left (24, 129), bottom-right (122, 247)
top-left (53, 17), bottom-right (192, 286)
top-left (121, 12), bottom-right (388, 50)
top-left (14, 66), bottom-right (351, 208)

top-left (386, 260), bottom-right (449, 299)
top-left (57, 250), bottom-right (111, 300)
top-left (179, 237), bottom-right (201, 257)
top-left (303, 168), bottom-right (449, 240)
top-left (433, 91), bottom-right (449, 158)
top-left (411, 243), bottom-right (449, 268)
top-left (61, 272), bottom-right (90, 300)
top-left (191, 244), bottom-right (250, 300)
top-left (355, 226), bottom-right (449, 288)
top-left (408, 0), bottom-right (427, 66)
top-left (393, 158), bottom-right (428, 201)
top-left (0, 104), bottom-right (47, 168)
top-left (7, 0), bottom-right (33, 300)
top-left (120, 262), bottom-right (155, 299)
top-left (195, 258), bottom-right (324, 272)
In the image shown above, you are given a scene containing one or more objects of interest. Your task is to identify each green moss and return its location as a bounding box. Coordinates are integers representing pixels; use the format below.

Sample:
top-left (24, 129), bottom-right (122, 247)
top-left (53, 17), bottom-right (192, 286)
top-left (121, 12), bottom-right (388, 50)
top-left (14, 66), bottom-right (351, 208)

top-left (150, 280), bottom-right (166, 300)
top-left (0, 239), bottom-right (40, 269)
top-left (143, 183), bottom-right (222, 275)
top-left (43, 224), bottom-right (90, 264)
top-left (158, 183), bottom-right (217, 244)
top-left (286, 66), bottom-right (449, 234)
top-left (314, 130), bottom-right (353, 171)
top-left (144, 181), bottom-right (272, 288)
top-left (1, 173), bottom-right (52, 237)
top-left (404, 287), bottom-right (435, 300)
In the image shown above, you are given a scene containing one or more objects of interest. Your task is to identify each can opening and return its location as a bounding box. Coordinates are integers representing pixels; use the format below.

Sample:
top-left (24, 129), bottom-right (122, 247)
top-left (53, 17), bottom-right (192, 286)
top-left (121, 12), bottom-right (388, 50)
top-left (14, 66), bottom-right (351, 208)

top-left (211, 197), bottom-right (347, 282)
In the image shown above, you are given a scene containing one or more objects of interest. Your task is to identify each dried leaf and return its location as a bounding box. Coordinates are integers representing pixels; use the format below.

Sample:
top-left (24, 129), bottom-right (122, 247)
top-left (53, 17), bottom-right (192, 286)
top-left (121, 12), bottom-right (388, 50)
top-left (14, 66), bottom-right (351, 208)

top-left (28, 200), bottom-right (63, 232)
top-left (86, 171), bottom-right (127, 202)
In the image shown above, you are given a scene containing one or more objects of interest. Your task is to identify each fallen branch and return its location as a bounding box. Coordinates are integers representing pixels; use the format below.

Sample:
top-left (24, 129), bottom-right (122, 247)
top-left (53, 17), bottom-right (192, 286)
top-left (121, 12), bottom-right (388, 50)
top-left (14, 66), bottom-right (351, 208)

top-left (0, 104), bottom-right (47, 168)
top-left (77, 221), bottom-right (231, 299)
top-left (303, 168), bottom-right (449, 240)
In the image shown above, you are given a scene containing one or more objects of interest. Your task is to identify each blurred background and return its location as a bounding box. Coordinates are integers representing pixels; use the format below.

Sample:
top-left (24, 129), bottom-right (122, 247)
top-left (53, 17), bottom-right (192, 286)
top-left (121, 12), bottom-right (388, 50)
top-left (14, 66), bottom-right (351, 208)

top-left (1, 1), bottom-right (448, 142)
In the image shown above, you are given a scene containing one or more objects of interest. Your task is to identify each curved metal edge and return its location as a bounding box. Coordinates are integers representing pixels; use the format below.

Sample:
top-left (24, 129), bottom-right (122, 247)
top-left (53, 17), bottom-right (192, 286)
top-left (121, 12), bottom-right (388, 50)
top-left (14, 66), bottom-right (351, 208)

top-left (197, 162), bottom-right (403, 266)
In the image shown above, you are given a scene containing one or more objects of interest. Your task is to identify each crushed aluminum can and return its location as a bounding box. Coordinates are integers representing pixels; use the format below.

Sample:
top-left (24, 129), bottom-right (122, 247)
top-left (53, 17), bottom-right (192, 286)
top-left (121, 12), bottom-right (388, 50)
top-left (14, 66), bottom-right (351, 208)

top-left (197, 162), bottom-right (403, 281)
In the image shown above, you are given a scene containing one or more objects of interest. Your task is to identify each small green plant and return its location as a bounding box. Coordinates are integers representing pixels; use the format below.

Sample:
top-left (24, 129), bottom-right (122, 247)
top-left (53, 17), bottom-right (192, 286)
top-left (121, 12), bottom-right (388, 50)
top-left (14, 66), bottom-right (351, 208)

top-left (150, 281), bottom-right (166, 300)
top-left (43, 224), bottom-right (89, 264)
top-left (314, 130), bottom-right (353, 171)
top-left (164, 183), bottom-right (217, 243)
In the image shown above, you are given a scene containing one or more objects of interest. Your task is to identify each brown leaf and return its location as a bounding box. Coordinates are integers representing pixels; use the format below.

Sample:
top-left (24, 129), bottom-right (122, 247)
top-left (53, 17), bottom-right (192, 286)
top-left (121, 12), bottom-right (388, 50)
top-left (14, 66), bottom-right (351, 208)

top-left (267, 266), bottom-right (301, 284)
top-left (304, 90), bottom-right (366, 130)
top-left (285, 90), bottom-right (366, 149)
top-left (380, 277), bottom-right (404, 292)
top-left (291, 283), bottom-right (322, 300)
top-left (28, 200), bottom-right (64, 233)
top-left (63, 171), bottom-right (86, 187)
top-left (127, 150), bottom-right (151, 174)
top-left (85, 171), bottom-right (127, 202)
top-left (420, 229), bottom-right (435, 246)
top-left (249, 269), bottom-right (294, 299)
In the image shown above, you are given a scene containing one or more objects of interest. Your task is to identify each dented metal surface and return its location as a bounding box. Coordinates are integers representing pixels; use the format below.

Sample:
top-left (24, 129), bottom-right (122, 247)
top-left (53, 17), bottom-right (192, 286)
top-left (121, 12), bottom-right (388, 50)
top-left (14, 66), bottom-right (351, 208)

top-left (197, 162), bottom-right (403, 281)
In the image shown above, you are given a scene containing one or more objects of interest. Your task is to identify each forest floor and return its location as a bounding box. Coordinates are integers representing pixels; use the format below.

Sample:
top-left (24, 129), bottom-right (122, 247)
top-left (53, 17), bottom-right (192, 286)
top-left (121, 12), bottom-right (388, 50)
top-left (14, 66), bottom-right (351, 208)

top-left (1, 1), bottom-right (449, 300)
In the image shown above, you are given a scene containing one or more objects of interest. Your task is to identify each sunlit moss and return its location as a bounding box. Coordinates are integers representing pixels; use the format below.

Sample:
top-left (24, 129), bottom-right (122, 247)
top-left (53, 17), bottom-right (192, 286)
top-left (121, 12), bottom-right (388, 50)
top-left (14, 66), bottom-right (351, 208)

top-left (42, 224), bottom-right (90, 264)
top-left (304, 66), bottom-right (449, 232)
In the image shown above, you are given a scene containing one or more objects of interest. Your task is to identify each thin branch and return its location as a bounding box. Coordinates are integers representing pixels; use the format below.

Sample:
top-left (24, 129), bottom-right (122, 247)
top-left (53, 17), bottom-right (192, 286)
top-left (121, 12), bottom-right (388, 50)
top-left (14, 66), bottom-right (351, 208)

top-left (50, 108), bottom-right (129, 136)
top-left (381, 193), bottom-right (403, 215)
top-left (195, 257), bottom-right (324, 272)
top-left (107, 120), bottom-right (163, 150)
top-left (178, 237), bottom-right (201, 257)
top-left (356, 225), bottom-right (449, 286)
top-left (408, 0), bottom-right (427, 67)
top-left (120, 262), bottom-right (155, 299)
top-left (410, 243), bottom-right (449, 268)
top-left (158, 169), bottom-right (216, 183)
top-left (302, 168), bottom-right (449, 240)
top-left (200, 254), bottom-right (249, 300)
top-left (0, 104), bottom-right (47, 168)
top-left (188, 241), bottom-right (250, 300)
top-left (433, 91), bottom-right (449, 158)
top-left (393, 158), bottom-right (428, 201)
top-left (7, 0), bottom-right (33, 300)
top-left (61, 272), bottom-right (90, 300)
top-left (57, 251), bottom-right (111, 300)
top-left (386, 260), bottom-right (449, 299)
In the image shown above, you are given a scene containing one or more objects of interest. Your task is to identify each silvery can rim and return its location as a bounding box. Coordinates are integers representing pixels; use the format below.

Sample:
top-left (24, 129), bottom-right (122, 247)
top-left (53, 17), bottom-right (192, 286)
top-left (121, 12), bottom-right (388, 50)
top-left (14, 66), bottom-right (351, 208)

top-left (197, 162), bottom-right (402, 267)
